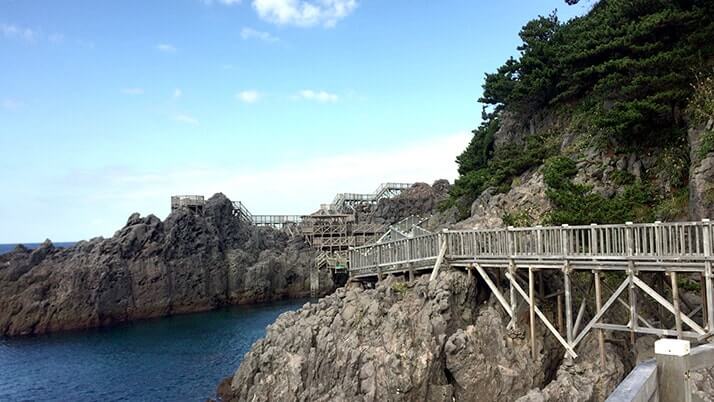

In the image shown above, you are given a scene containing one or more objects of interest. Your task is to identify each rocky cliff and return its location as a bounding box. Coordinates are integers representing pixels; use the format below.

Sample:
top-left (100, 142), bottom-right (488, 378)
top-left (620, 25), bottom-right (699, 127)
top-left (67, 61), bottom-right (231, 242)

top-left (0, 194), bottom-right (330, 336)
top-left (218, 271), bottom-right (630, 402)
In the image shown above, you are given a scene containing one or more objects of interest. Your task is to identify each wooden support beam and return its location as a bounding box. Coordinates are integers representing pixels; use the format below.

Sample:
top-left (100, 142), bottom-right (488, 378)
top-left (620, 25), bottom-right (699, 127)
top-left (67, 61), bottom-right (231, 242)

top-left (703, 219), bottom-right (714, 333)
top-left (701, 272), bottom-right (708, 330)
top-left (557, 294), bottom-right (563, 335)
top-left (563, 263), bottom-right (574, 347)
top-left (629, 263), bottom-right (637, 344)
top-left (671, 272), bottom-right (683, 339)
top-left (594, 270), bottom-right (605, 369)
top-left (602, 281), bottom-right (655, 329)
top-left (506, 271), bottom-right (577, 358)
top-left (571, 277), bottom-right (629, 349)
top-left (509, 261), bottom-right (518, 330)
top-left (573, 278), bottom-right (593, 337)
top-left (529, 267), bottom-right (536, 361)
top-left (429, 237), bottom-right (448, 281)
top-left (473, 263), bottom-right (513, 318)
top-left (631, 275), bottom-right (706, 335)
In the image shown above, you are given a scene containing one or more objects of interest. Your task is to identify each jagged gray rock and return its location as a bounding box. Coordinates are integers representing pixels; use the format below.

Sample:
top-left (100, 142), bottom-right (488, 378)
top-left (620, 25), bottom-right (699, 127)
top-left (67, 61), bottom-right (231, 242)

top-left (0, 193), bottom-right (330, 336)
top-left (515, 336), bottom-right (628, 402)
top-left (369, 181), bottom-right (451, 226)
top-left (219, 270), bottom-right (616, 402)
top-left (689, 120), bottom-right (714, 220)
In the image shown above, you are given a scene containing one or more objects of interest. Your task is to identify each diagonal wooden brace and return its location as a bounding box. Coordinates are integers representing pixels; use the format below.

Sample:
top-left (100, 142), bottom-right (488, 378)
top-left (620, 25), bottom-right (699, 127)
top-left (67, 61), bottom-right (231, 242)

top-left (506, 271), bottom-right (578, 359)
top-left (632, 276), bottom-right (707, 335)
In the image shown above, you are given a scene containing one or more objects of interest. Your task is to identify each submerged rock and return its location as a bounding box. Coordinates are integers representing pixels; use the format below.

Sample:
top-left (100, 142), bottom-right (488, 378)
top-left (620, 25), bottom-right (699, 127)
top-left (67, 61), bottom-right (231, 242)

top-left (0, 193), bottom-right (331, 336)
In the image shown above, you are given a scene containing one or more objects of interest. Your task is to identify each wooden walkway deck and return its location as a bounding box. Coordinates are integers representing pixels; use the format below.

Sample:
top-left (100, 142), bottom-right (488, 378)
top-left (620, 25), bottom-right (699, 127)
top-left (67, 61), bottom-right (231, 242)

top-left (349, 220), bottom-right (714, 361)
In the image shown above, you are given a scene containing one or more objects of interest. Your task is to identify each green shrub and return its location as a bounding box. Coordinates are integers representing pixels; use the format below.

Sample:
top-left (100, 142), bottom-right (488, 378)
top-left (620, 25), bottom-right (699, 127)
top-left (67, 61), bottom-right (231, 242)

top-left (699, 130), bottom-right (714, 160)
top-left (543, 156), bottom-right (656, 225)
top-left (688, 71), bottom-right (714, 125)
top-left (502, 210), bottom-right (533, 227)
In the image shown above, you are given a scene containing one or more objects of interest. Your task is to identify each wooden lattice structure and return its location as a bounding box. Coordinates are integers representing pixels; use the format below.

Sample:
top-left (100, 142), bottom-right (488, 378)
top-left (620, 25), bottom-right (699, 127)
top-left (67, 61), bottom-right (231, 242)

top-left (349, 220), bottom-right (714, 363)
top-left (170, 195), bottom-right (206, 214)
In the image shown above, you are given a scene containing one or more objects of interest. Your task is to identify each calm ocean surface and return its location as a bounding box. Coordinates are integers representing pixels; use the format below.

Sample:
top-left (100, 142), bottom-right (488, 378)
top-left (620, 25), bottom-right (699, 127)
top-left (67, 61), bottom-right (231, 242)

top-left (0, 299), bottom-right (306, 402)
top-left (0, 242), bottom-right (76, 255)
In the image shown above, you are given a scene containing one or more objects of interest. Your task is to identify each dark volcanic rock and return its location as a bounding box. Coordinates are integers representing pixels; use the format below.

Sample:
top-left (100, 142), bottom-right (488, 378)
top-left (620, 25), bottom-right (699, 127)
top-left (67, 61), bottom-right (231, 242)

top-left (0, 193), bottom-right (330, 336)
top-left (218, 270), bottom-right (628, 402)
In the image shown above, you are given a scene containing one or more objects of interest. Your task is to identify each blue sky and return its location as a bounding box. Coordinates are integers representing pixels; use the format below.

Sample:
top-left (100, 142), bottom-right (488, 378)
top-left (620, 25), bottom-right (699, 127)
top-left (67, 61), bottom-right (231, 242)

top-left (0, 0), bottom-right (590, 243)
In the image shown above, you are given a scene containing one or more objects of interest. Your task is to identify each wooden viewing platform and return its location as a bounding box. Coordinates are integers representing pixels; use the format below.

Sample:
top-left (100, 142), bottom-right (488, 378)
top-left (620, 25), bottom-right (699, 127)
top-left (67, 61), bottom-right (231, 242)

top-left (349, 220), bottom-right (714, 363)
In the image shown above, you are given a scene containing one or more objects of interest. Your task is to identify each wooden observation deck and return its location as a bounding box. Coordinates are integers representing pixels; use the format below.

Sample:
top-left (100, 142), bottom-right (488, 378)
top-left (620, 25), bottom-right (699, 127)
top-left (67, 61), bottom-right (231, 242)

top-left (349, 220), bottom-right (714, 363)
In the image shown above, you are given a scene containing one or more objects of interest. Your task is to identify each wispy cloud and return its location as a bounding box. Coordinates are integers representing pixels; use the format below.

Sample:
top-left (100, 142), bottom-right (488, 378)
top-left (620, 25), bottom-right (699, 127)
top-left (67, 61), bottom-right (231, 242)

top-left (252, 0), bottom-right (358, 27)
top-left (173, 88), bottom-right (183, 99)
top-left (173, 114), bottom-right (199, 125)
top-left (121, 88), bottom-right (145, 95)
top-left (236, 90), bottom-right (261, 103)
top-left (240, 27), bottom-right (279, 43)
top-left (296, 89), bottom-right (338, 103)
top-left (1, 98), bottom-right (23, 111)
top-left (1, 23), bottom-right (38, 42)
top-left (201, 0), bottom-right (241, 5)
top-left (156, 43), bottom-right (177, 53)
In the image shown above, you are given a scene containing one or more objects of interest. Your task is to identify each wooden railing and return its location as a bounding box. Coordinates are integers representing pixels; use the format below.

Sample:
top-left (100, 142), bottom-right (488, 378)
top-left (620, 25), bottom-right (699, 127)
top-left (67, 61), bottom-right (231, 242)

top-left (349, 220), bottom-right (714, 275)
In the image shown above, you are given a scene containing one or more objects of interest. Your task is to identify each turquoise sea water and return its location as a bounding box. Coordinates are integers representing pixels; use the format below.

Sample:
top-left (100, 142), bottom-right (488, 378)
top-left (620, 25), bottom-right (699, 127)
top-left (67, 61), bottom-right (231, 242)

top-left (0, 299), bottom-right (306, 402)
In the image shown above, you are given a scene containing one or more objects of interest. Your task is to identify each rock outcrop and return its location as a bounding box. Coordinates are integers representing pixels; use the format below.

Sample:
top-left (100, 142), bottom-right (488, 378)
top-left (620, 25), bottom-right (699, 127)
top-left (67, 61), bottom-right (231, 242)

top-left (689, 119), bottom-right (714, 220)
top-left (368, 180), bottom-right (452, 227)
top-left (218, 270), bottom-right (627, 402)
top-left (0, 193), bottom-right (330, 336)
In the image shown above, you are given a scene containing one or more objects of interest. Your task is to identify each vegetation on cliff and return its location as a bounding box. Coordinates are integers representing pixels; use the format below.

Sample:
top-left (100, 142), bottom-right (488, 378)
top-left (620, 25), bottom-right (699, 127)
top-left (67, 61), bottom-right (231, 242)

top-left (450, 0), bottom-right (714, 223)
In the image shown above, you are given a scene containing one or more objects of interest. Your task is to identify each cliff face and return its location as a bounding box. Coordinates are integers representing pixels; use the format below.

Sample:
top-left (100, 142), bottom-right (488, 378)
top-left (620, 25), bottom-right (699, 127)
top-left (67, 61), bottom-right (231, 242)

top-left (0, 194), bottom-right (329, 336)
top-left (219, 271), bottom-right (628, 402)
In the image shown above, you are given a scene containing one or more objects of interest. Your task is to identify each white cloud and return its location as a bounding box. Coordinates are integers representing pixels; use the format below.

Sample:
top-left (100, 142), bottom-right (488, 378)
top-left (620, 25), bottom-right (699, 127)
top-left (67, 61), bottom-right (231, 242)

top-left (121, 88), bottom-right (144, 95)
top-left (201, 0), bottom-right (242, 5)
top-left (1, 23), bottom-right (37, 42)
top-left (173, 114), bottom-right (199, 125)
top-left (252, 0), bottom-right (358, 27)
top-left (174, 88), bottom-right (183, 99)
top-left (297, 89), bottom-right (338, 103)
top-left (240, 27), bottom-right (279, 42)
top-left (1, 98), bottom-right (22, 111)
top-left (156, 43), bottom-right (177, 53)
top-left (236, 90), bottom-right (261, 103)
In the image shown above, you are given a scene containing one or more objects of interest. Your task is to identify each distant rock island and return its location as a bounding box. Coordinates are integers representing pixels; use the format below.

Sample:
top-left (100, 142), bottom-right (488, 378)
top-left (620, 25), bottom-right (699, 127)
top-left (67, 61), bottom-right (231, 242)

top-left (0, 182), bottom-right (452, 337)
top-left (0, 194), bottom-right (323, 336)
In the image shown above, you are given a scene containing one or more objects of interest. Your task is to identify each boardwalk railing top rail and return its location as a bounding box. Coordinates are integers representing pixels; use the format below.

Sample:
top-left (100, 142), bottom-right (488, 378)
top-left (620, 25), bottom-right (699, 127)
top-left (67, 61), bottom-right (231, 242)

top-left (350, 220), bottom-right (714, 275)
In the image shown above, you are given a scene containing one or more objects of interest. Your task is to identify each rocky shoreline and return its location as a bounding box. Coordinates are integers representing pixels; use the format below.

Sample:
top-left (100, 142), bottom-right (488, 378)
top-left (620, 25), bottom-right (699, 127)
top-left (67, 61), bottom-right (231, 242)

top-left (216, 270), bottom-right (637, 402)
top-left (0, 194), bottom-right (331, 336)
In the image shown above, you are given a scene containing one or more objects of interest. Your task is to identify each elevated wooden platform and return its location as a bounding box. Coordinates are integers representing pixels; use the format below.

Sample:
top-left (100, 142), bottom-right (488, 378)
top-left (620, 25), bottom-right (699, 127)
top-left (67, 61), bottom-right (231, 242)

top-left (349, 220), bottom-right (714, 362)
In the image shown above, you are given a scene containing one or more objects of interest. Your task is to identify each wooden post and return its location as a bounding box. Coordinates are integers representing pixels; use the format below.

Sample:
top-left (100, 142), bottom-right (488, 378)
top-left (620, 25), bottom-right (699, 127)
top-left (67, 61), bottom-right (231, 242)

top-left (564, 265), bottom-right (574, 348)
top-left (626, 222), bottom-right (636, 345)
top-left (561, 225), bottom-right (573, 350)
top-left (703, 219), bottom-right (714, 333)
top-left (509, 261), bottom-right (517, 330)
top-left (557, 294), bottom-right (564, 334)
top-left (671, 271), bottom-right (683, 339)
top-left (701, 272), bottom-right (708, 330)
top-left (594, 270), bottom-right (605, 369)
top-left (590, 223), bottom-right (598, 256)
top-left (408, 264), bottom-right (415, 282)
top-left (529, 267), bottom-right (536, 361)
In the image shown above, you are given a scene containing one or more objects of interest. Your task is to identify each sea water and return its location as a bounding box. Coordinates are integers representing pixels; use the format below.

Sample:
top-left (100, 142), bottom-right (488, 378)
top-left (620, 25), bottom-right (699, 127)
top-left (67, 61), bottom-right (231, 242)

top-left (0, 299), bottom-right (306, 401)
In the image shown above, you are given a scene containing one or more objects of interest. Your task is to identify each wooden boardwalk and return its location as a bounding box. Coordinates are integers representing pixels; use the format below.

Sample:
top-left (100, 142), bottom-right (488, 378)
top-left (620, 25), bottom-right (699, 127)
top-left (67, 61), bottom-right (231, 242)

top-left (349, 220), bottom-right (714, 361)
